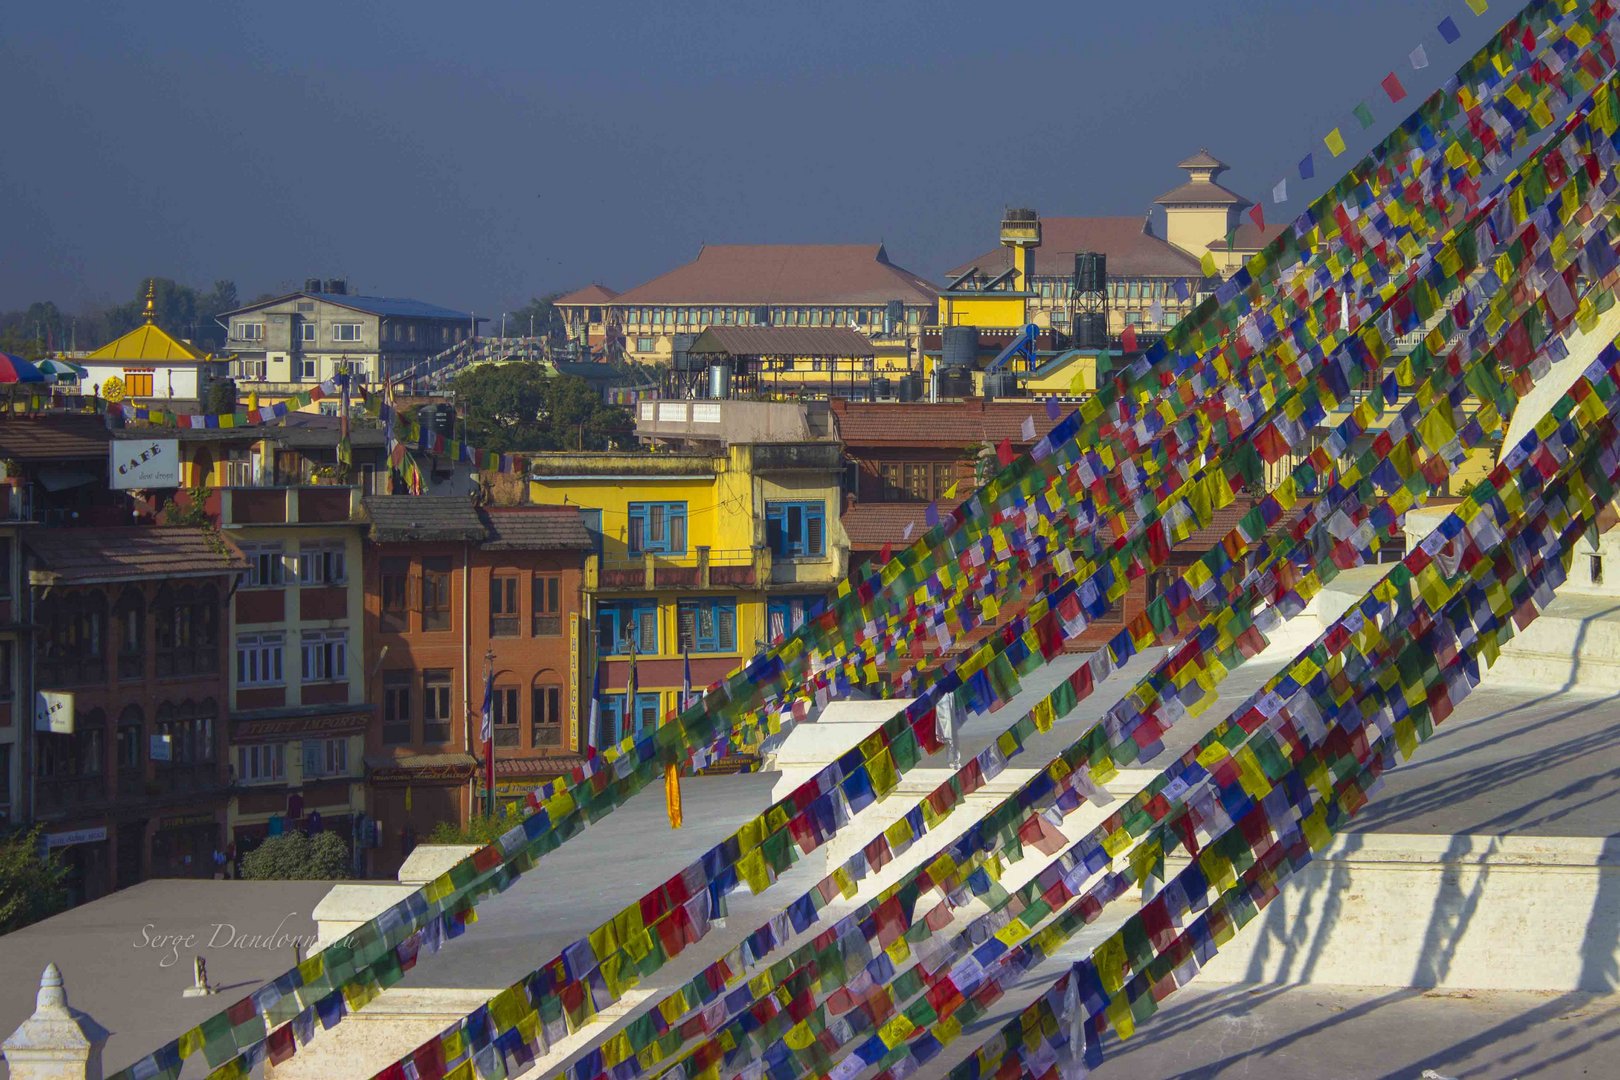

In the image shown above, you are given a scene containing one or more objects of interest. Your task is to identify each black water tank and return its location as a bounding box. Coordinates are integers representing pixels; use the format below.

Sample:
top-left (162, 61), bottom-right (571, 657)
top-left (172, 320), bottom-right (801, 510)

top-left (871, 376), bottom-right (894, 400)
top-left (897, 373), bottom-right (922, 402)
top-left (885, 300), bottom-right (905, 329)
top-left (982, 372), bottom-right (1019, 401)
top-left (1073, 312), bottom-right (1108, 349)
top-left (419, 403), bottom-right (455, 438)
top-left (940, 326), bottom-right (978, 369)
top-left (1074, 252), bottom-right (1107, 293)
top-left (304, 278), bottom-right (322, 293)
top-left (939, 370), bottom-right (973, 398)
top-left (324, 279), bottom-right (348, 296)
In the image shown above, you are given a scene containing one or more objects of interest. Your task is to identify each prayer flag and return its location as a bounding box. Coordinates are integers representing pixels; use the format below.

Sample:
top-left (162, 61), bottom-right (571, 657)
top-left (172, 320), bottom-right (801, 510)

top-left (1352, 102), bottom-right (1374, 130)
top-left (1438, 16), bottom-right (1460, 44)
top-left (1021, 414), bottom-right (1037, 441)
top-left (1200, 250), bottom-right (1219, 278)
top-left (1298, 154), bottom-right (1315, 180)
top-left (1325, 128), bottom-right (1347, 156)
top-left (1272, 178), bottom-right (1287, 204)
top-left (1410, 44), bottom-right (1429, 69)
top-left (1464, 0), bottom-right (1487, 14)
top-left (1247, 204), bottom-right (1264, 231)
top-left (1381, 72), bottom-right (1407, 103)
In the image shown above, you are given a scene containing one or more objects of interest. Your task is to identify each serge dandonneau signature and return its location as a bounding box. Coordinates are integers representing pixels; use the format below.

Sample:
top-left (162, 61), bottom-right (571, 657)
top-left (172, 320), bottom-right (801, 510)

top-left (136, 915), bottom-right (317, 968)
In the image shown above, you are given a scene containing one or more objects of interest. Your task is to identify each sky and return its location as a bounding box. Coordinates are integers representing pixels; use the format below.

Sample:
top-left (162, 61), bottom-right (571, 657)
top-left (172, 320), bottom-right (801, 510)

top-left (0, 0), bottom-right (1505, 319)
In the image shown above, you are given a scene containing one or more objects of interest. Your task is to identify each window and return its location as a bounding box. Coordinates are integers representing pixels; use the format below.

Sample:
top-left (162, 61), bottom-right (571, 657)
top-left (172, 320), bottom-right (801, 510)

top-left (296, 300), bottom-right (315, 313)
top-left (241, 543), bottom-right (286, 588)
top-left (38, 592), bottom-right (106, 687)
top-left (880, 462), bottom-right (952, 502)
top-left (299, 357), bottom-right (318, 380)
top-left (599, 692), bottom-right (661, 744)
top-left (531, 575), bottom-right (562, 635)
top-left (627, 502), bottom-right (687, 556)
top-left (491, 686), bottom-right (519, 747)
top-left (767, 595), bottom-right (825, 644)
top-left (123, 370), bottom-right (154, 397)
top-left (383, 672), bottom-right (413, 744)
top-left (155, 584), bottom-right (220, 677)
top-left (678, 599), bottom-right (737, 653)
top-left (303, 737), bottom-right (348, 778)
top-left (299, 543), bottom-right (348, 586)
top-left (332, 323), bottom-right (363, 342)
top-left (116, 707), bottom-right (143, 772)
top-left (597, 601), bottom-right (657, 655)
top-left (1592, 554), bottom-right (1604, 586)
top-left (300, 630), bottom-right (347, 682)
top-left (490, 575), bottom-right (520, 637)
top-left (238, 358), bottom-right (267, 380)
top-left (236, 743), bottom-right (285, 783)
top-left (423, 669), bottom-right (452, 742)
top-left (115, 589), bottom-right (145, 681)
top-left (380, 556), bottom-right (410, 632)
top-left (407, 324), bottom-right (417, 343)
top-left (236, 633), bottom-right (285, 686)
top-left (422, 556), bottom-right (452, 631)
top-left (636, 337), bottom-right (654, 353)
top-left (299, 322), bottom-right (316, 343)
top-left (765, 501), bottom-right (826, 558)
top-left (235, 322), bottom-right (265, 341)
top-left (0, 640), bottom-right (11, 702)
top-left (531, 685), bottom-right (562, 747)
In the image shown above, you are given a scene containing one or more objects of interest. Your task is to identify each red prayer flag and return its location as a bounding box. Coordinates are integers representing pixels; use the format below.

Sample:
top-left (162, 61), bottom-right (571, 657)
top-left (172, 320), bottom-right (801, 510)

top-left (996, 437), bottom-right (1015, 466)
top-left (1120, 324), bottom-right (1138, 352)
top-left (1381, 72), bottom-right (1407, 102)
top-left (1247, 203), bottom-right (1265, 231)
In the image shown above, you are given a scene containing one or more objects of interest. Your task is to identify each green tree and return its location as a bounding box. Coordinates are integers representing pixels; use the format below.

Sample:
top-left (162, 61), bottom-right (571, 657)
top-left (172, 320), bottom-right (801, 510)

top-left (204, 378), bottom-right (239, 414)
top-left (0, 828), bottom-right (70, 933)
top-left (426, 804), bottom-right (529, 845)
top-left (450, 366), bottom-right (634, 453)
top-left (241, 831), bottom-right (351, 880)
top-left (503, 293), bottom-right (566, 341)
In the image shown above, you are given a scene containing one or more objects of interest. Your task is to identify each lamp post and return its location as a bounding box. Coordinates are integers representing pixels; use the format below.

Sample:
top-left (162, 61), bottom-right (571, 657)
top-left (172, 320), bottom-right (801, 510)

top-left (483, 648), bottom-right (496, 818)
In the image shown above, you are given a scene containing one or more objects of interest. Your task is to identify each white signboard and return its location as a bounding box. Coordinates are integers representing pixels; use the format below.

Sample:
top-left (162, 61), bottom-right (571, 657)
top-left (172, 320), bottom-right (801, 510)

top-left (34, 690), bottom-right (74, 734)
top-left (46, 827), bottom-right (108, 849)
top-left (111, 439), bottom-right (182, 489)
top-left (150, 733), bottom-right (172, 763)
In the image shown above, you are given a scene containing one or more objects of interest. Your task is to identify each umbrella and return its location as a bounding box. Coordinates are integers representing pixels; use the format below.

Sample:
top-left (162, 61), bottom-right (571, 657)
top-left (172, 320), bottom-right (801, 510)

top-left (35, 358), bottom-right (85, 383)
top-left (0, 353), bottom-right (47, 384)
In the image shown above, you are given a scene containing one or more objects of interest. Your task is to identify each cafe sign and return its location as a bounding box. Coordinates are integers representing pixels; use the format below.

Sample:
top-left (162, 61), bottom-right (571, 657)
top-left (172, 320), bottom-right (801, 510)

top-left (34, 690), bottom-right (74, 734)
top-left (110, 439), bottom-right (181, 489)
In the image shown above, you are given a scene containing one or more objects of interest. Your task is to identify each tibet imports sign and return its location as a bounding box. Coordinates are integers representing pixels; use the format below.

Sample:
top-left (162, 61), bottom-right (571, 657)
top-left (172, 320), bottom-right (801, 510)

top-left (110, 439), bottom-right (181, 489)
top-left (34, 690), bottom-right (74, 734)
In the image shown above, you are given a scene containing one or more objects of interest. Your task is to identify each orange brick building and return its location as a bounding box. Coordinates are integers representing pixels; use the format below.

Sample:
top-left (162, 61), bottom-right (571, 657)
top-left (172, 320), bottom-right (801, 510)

top-left (360, 497), bottom-right (591, 874)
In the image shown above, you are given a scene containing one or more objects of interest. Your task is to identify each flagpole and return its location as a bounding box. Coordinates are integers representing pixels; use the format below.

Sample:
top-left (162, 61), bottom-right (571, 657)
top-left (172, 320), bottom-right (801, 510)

top-left (482, 648), bottom-right (496, 818)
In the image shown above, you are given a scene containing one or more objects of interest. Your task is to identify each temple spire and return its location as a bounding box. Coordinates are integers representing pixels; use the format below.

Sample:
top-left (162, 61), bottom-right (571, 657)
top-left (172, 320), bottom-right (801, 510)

top-left (143, 279), bottom-right (156, 324)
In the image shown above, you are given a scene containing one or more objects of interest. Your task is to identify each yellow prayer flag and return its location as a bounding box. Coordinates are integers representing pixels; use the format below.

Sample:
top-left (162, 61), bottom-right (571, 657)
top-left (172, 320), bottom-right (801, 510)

top-left (1200, 250), bottom-right (1219, 277)
top-left (1324, 128), bottom-right (1346, 156)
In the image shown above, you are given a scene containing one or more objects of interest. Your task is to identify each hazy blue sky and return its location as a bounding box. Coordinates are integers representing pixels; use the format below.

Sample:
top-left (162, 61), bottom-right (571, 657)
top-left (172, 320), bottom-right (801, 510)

top-left (1, 0), bottom-right (1502, 317)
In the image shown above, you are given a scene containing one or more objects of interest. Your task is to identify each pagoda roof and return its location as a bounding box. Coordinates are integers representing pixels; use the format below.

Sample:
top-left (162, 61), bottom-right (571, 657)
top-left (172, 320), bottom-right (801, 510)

top-left (83, 322), bottom-right (212, 364)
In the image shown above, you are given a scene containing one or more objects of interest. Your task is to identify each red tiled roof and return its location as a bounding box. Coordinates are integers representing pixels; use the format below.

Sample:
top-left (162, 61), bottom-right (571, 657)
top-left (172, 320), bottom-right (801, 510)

top-left (479, 506), bottom-right (593, 550)
top-left (946, 217), bottom-right (1204, 281)
top-left (831, 399), bottom-right (1066, 448)
top-left (554, 283), bottom-right (619, 306)
top-left (26, 526), bottom-right (247, 585)
top-left (0, 414), bottom-right (111, 462)
top-left (842, 502), bottom-right (961, 550)
top-left (1153, 180), bottom-right (1251, 207)
top-left (495, 754), bottom-right (586, 778)
top-left (611, 244), bottom-right (939, 306)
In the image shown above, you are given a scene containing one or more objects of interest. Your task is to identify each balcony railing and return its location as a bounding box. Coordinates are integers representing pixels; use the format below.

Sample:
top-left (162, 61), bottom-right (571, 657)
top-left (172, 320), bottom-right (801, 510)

top-left (37, 656), bottom-right (106, 688)
top-left (493, 726), bottom-right (520, 748)
top-left (155, 762), bottom-right (223, 796)
top-left (531, 614), bottom-right (562, 636)
top-left (531, 724), bottom-right (562, 748)
top-left (596, 547), bottom-right (765, 591)
top-left (489, 614), bottom-right (520, 638)
top-left (37, 775), bottom-right (106, 814)
top-left (156, 647), bottom-right (219, 679)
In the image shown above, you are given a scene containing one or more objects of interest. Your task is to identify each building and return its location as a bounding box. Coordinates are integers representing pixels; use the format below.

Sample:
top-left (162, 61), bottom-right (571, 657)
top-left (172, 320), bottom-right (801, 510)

top-left (1154, 149), bottom-right (1282, 274)
top-left (673, 326), bottom-right (913, 402)
top-left (77, 282), bottom-right (233, 406)
top-left (219, 281), bottom-right (482, 396)
top-left (554, 283), bottom-right (622, 361)
top-left (558, 244), bottom-right (939, 367)
top-left (0, 466), bottom-right (28, 832)
top-left (526, 418), bottom-right (849, 747)
top-left (26, 527), bottom-right (244, 903)
top-left (359, 499), bottom-right (592, 873)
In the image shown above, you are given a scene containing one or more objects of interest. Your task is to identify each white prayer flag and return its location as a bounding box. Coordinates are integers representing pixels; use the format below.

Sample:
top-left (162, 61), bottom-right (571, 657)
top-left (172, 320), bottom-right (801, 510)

top-left (1410, 44), bottom-right (1429, 69)
top-left (1272, 177), bottom-right (1287, 204)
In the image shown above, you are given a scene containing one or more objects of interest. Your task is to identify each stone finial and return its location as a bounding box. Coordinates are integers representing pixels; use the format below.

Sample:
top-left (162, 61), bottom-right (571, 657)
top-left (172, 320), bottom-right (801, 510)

top-left (3, 964), bottom-right (108, 1080)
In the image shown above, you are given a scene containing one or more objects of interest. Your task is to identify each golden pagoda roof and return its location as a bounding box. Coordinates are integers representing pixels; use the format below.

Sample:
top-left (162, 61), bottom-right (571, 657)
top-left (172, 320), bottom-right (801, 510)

top-left (84, 279), bottom-right (213, 364)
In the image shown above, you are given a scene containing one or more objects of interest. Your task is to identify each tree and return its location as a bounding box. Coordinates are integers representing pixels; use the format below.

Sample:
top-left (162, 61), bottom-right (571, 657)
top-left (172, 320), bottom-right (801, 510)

top-left (502, 293), bottom-right (566, 341)
top-left (204, 378), bottom-right (239, 415)
top-left (0, 828), bottom-right (70, 933)
top-left (241, 831), bottom-right (351, 880)
top-left (426, 804), bottom-right (529, 846)
top-left (450, 366), bottom-right (634, 453)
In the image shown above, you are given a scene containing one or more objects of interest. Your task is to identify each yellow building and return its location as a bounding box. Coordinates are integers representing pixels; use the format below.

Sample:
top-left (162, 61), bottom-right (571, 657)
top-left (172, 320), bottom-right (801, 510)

top-left (526, 436), bottom-right (848, 744)
top-left (680, 326), bottom-right (913, 401)
top-left (79, 281), bottom-right (233, 405)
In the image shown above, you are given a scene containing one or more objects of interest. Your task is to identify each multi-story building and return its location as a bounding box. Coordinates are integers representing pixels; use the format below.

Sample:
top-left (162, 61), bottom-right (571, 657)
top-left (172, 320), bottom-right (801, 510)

top-left (555, 244), bottom-right (939, 367)
top-left (359, 498), bottom-right (591, 873)
top-left (0, 465), bottom-right (28, 833)
top-left (943, 151), bottom-right (1281, 343)
top-left (671, 326), bottom-right (914, 402)
top-left (219, 280), bottom-right (482, 396)
top-left (526, 410), bottom-right (849, 747)
top-left (77, 281), bottom-right (233, 406)
top-left (554, 283), bottom-right (621, 361)
top-left (26, 527), bottom-right (243, 903)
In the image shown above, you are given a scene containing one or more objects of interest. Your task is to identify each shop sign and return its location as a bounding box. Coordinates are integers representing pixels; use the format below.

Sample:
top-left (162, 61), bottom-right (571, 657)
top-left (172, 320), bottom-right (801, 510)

top-left (161, 813), bottom-right (217, 830)
top-left (46, 826), bottom-right (108, 849)
top-left (34, 690), bottom-right (74, 734)
top-left (150, 733), bottom-right (172, 762)
top-left (111, 439), bottom-right (181, 489)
